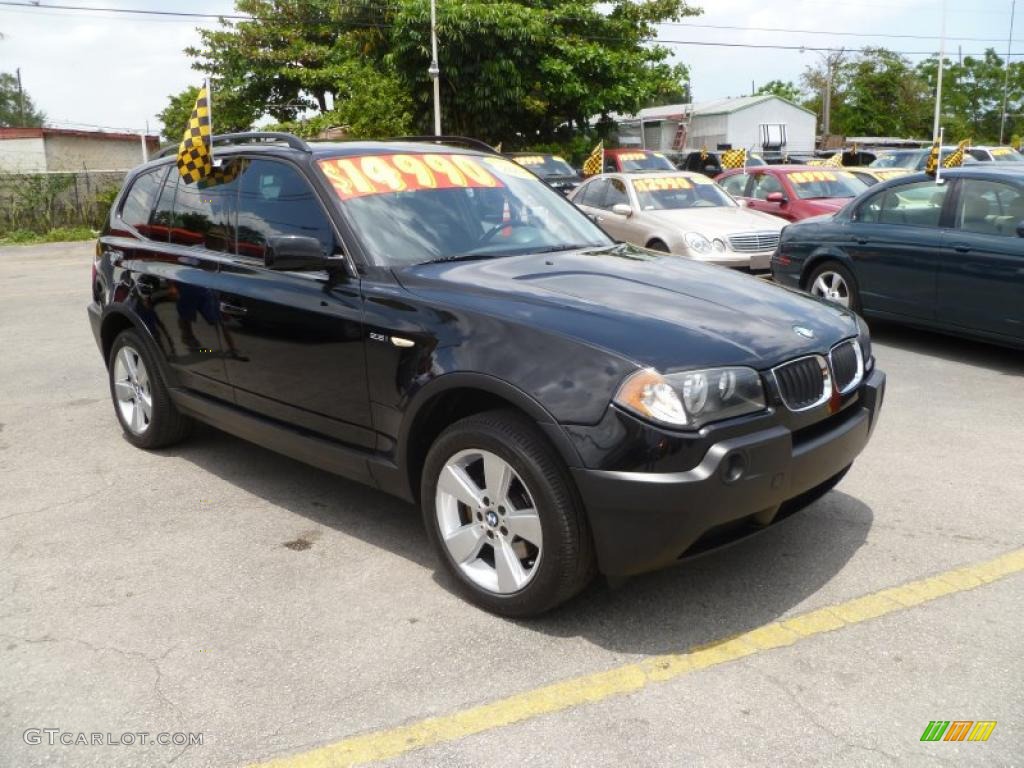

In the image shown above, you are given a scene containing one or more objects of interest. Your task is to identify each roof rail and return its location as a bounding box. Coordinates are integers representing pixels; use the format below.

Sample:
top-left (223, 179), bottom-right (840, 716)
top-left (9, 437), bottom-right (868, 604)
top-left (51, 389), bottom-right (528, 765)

top-left (386, 135), bottom-right (500, 154)
top-left (154, 131), bottom-right (312, 159)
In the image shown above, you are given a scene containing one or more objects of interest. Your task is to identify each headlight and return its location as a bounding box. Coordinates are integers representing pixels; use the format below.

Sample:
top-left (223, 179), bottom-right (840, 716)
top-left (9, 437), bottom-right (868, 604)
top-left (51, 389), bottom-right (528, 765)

top-left (614, 366), bottom-right (766, 429)
top-left (684, 232), bottom-right (712, 254)
top-left (712, 238), bottom-right (727, 252)
top-left (856, 316), bottom-right (873, 371)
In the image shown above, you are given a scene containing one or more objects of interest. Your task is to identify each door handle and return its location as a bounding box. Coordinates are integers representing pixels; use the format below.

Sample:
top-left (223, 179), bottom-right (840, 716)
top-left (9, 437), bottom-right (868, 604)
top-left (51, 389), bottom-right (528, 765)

top-left (218, 301), bottom-right (248, 317)
top-left (952, 243), bottom-right (971, 253)
top-left (855, 237), bottom-right (869, 245)
top-left (595, 216), bottom-right (605, 223)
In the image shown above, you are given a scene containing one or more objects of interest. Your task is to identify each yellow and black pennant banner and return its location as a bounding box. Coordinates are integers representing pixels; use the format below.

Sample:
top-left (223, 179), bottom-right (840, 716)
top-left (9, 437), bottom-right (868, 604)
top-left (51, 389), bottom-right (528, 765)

top-left (198, 157), bottom-right (249, 189)
top-left (582, 140), bottom-right (604, 177)
top-left (925, 137), bottom-right (941, 176)
top-left (177, 86), bottom-right (213, 185)
top-left (943, 138), bottom-right (970, 169)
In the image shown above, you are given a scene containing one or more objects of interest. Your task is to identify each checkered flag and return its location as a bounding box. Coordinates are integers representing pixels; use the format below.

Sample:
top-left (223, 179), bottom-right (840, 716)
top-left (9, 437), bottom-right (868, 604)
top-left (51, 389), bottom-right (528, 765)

top-left (582, 140), bottom-right (604, 177)
top-left (199, 157), bottom-right (249, 189)
top-left (720, 148), bottom-right (746, 170)
top-left (177, 84), bottom-right (213, 185)
top-left (943, 138), bottom-right (970, 168)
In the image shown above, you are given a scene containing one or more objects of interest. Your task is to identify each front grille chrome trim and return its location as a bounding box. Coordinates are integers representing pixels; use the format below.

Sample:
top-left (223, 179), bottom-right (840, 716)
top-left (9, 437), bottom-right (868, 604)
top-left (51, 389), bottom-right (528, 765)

top-left (829, 338), bottom-right (864, 395)
top-left (771, 354), bottom-right (832, 412)
top-left (727, 231), bottom-right (781, 253)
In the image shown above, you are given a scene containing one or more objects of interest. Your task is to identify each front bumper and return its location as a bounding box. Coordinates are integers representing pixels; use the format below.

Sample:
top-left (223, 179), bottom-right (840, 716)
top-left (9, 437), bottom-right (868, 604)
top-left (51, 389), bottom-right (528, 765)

top-left (690, 249), bottom-right (774, 271)
top-left (572, 368), bottom-right (885, 576)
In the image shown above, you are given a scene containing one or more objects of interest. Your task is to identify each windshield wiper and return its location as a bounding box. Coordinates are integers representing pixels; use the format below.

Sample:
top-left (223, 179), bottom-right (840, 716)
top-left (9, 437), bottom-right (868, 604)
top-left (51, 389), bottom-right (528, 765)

top-left (417, 252), bottom-right (505, 265)
top-left (530, 243), bottom-right (615, 254)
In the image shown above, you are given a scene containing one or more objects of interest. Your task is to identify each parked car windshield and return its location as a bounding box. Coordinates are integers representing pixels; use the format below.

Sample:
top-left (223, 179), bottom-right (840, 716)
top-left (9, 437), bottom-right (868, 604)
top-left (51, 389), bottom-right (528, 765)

top-left (630, 175), bottom-right (736, 210)
top-left (980, 146), bottom-right (1024, 162)
top-left (786, 170), bottom-right (868, 199)
top-left (869, 150), bottom-right (925, 169)
top-left (318, 152), bottom-right (610, 265)
top-left (511, 155), bottom-right (577, 178)
top-left (616, 151), bottom-right (677, 172)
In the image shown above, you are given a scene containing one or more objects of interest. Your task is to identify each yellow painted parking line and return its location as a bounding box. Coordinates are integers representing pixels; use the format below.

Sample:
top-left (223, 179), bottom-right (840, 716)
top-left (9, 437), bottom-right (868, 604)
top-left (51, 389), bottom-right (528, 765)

top-left (254, 547), bottom-right (1024, 768)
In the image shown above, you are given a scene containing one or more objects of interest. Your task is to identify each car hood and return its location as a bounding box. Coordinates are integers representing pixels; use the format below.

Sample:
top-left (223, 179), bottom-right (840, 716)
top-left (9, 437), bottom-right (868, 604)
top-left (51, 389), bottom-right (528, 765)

top-left (396, 244), bottom-right (859, 373)
top-left (640, 206), bottom-right (785, 236)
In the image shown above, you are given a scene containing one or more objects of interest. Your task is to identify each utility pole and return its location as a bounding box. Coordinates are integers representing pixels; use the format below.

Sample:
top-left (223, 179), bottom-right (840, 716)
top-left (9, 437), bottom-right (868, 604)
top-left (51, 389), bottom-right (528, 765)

top-left (933, 0), bottom-right (947, 139)
top-left (1001, 0), bottom-right (1016, 145)
top-left (428, 0), bottom-right (441, 136)
top-left (16, 67), bottom-right (25, 126)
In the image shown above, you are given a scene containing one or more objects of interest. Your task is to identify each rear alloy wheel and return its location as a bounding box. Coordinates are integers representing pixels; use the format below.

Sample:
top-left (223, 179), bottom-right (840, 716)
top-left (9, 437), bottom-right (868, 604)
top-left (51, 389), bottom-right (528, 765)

top-left (108, 329), bottom-right (192, 449)
top-left (422, 410), bottom-right (594, 616)
top-left (807, 261), bottom-right (860, 313)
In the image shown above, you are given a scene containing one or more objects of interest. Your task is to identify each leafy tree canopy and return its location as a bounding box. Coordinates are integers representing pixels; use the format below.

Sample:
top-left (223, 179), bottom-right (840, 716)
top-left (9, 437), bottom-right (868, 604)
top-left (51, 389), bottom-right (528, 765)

top-left (0, 71), bottom-right (46, 127)
top-left (755, 79), bottom-right (803, 104)
top-left (180, 0), bottom-right (698, 144)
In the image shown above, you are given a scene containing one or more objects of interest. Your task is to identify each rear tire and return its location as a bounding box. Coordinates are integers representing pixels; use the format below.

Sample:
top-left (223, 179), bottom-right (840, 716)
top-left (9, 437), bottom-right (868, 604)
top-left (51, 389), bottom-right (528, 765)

top-left (108, 329), bottom-right (192, 449)
top-left (806, 261), bottom-right (861, 314)
top-left (421, 409), bottom-right (595, 617)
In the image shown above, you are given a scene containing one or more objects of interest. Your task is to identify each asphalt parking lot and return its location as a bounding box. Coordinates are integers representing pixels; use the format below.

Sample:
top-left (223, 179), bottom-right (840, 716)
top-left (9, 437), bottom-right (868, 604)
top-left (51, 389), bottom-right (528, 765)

top-left (1, 241), bottom-right (1022, 768)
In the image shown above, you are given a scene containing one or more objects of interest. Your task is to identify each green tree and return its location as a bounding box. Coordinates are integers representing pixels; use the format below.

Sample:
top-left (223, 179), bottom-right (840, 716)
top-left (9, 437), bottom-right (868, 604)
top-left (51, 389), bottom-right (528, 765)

top-left (184, 0), bottom-right (699, 144)
top-left (917, 50), bottom-right (1024, 142)
top-left (800, 48), bottom-right (931, 139)
top-left (755, 79), bottom-right (803, 103)
top-left (0, 71), bottom-right (45, 127)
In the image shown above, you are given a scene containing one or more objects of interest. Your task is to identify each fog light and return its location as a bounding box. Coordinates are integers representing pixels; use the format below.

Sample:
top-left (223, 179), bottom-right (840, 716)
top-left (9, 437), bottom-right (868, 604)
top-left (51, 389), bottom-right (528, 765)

top-left (723, 452), bottom-right (747, 484)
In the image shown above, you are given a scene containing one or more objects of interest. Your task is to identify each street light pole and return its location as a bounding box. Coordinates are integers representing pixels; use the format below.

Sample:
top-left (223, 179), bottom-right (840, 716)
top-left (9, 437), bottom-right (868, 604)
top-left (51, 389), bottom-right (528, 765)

top-left (428, 0), bottom-right (441, 136)
top-left (933, 0), bottom-right (947, 139)
top-left (1000, 0), bottom-right (1016, 145)
top-left (823, 64), bottom-right (832, 137)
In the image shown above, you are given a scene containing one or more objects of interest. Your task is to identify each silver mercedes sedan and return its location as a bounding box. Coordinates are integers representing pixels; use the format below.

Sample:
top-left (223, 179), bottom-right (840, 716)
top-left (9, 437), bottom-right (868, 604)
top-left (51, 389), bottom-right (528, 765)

top-left (569, 171), bottom-right (786, 271)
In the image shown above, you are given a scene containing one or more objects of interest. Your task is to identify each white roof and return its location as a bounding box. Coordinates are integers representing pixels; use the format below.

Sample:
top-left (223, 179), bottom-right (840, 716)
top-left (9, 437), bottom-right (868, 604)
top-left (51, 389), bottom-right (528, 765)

top-left (612, 94), bottom-right (815, 123)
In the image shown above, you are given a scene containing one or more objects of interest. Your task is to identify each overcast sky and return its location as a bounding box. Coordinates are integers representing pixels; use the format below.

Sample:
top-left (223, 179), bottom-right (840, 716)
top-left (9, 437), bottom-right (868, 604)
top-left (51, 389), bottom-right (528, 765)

top-left (0, 0), bottom-right (1019, 136)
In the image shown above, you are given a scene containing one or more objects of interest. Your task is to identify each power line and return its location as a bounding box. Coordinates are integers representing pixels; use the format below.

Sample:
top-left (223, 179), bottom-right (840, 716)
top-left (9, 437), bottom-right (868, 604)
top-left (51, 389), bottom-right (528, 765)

top-left (0, 0), bottom-right (1019, 57)
top-left (654, 20), bottom-right (1010, 44)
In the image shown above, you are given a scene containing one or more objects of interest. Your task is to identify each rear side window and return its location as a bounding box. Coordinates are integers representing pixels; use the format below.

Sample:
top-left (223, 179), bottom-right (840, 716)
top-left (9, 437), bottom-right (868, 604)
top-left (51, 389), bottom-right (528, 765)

top-left (168, 164), bottom-right (240, 252)
top-left (605, 178), bottom-right (629, 207)
top-left (751, 173), bottom-right (783, 199)
top-left (235, 159), bottom-right (338, 260)
top-left (120, 167), bottom-right (169, 238)
top-left (577, 179), bottom-right (608, 208)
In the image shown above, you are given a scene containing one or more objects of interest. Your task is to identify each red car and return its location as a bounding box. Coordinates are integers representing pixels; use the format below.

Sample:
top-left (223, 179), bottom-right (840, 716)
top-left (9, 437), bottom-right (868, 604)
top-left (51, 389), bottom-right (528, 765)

top-left (716, 165), bottom-right (869, 221)
top-left (602, 148), bottom-right (677, 173)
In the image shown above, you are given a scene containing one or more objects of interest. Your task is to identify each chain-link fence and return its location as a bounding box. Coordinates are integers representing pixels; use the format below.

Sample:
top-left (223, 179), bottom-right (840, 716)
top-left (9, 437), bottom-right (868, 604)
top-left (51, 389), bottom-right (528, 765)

top-left (0, 170), bottom-right (127, 237)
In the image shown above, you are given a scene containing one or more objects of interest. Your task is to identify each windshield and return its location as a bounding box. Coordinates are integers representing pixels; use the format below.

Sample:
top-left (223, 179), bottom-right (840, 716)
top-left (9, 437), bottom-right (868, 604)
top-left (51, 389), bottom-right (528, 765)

top-left (318, 153), bottom-right (610, 266)
top-left (512, 155), bottom-right (578, 178)
top-left (631, 175), bottom-right (735, 210)
top-left (616, 151), bottom-right (677, 172)
top-left (988, 146), bottom-right (1023, 162)
top-left (869, 151), bottom-right (924, 169)
top-left (787, 170), bottom-right (868, 199)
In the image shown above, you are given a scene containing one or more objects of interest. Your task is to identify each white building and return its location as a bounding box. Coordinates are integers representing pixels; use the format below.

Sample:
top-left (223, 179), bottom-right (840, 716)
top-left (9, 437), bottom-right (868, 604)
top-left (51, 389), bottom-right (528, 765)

top-left (0, 127), bottom-right (159, 173)
top-left (611, 95), bottom-right (817, 157)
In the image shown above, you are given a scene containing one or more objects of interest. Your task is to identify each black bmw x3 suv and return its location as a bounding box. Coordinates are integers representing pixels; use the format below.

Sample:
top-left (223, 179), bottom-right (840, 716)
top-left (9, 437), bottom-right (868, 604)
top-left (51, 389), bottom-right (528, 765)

top-left (88, 132), bottom-right (885, 616)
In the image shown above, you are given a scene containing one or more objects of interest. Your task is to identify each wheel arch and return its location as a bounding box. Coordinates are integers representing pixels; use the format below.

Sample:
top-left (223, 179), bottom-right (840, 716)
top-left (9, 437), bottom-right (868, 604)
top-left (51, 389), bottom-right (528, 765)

top-left (98, 307), bottom-right (179, 387)
top-left (398, 373), bottom-right (582, 504)
top-left (800, 248), bottom-right (854, 290)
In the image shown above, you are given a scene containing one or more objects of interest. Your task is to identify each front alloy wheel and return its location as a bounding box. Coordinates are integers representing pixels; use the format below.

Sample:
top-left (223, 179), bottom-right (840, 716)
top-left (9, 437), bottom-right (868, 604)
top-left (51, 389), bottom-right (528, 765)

top-left (422, 410), bottom-right (595, 616)
top-left (807, 261), bottom-right (861, 313)
top-left (435, 449), bottom-right (543, 594)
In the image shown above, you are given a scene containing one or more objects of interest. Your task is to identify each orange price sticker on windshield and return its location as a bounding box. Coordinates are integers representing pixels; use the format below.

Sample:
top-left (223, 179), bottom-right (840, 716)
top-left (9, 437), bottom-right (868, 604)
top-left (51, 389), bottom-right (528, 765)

top-left (318, 154), bottom-right (504, 200)
top-left (616, 152), bottom-right (648, 161)
top-left (790, 171), bottom-right (837, 183)
top-left (633, 176), bottom-right (693, 192)
top-left (514, 156), bottom-right (546, 166)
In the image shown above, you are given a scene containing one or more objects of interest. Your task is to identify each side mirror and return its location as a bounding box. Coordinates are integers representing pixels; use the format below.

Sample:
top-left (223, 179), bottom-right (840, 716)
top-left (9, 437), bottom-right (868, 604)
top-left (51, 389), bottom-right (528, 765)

top-left (611, 203), bottom-right (633, 217)
top-left (265, 235), bottom-right (328, 270)
top-left (766, 191), bottom-right (787, 204)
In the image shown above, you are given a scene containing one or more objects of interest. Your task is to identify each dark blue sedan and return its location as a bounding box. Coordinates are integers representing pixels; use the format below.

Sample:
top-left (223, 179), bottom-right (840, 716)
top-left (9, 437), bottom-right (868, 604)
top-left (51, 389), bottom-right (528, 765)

top-left (772, 167), bottom-right (1024, 349)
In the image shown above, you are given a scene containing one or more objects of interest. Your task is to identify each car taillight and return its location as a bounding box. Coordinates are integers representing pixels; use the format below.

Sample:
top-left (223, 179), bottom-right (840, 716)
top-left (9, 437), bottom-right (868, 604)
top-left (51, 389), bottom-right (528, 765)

top-left (774, 252), bottom-right (791, 267)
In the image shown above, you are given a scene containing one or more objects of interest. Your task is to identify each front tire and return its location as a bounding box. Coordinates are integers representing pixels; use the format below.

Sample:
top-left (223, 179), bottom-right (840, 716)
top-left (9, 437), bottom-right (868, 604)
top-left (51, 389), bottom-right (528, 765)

top-left (421, 410), bottom-right (595, 617)
top-left (108, 329), bottom-right (192, 449)
top-left (806, 261), bottom-right (861, 313)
